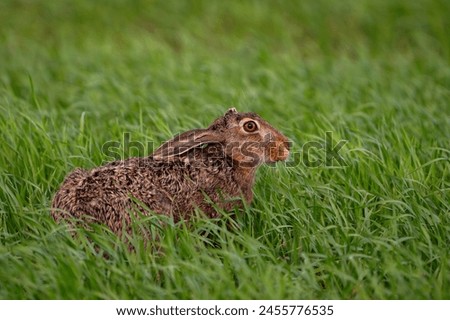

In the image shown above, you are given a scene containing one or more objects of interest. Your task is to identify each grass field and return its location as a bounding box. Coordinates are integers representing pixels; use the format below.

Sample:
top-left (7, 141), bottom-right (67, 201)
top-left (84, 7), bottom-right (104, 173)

top-left (0, 0), bottom-right (449, 299)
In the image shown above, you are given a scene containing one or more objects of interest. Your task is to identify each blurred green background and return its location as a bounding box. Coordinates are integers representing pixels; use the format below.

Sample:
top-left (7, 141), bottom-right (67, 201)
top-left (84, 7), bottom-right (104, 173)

top-left (1, 0), bottom-right (448, 120)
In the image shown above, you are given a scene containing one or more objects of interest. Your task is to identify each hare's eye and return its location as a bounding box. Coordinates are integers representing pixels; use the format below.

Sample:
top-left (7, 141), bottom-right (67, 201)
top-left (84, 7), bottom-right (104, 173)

top-left (243, 120), bottom-right (258, 133)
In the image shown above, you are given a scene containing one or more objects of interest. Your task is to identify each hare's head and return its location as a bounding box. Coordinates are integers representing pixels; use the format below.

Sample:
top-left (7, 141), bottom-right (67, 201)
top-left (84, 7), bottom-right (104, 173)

top-left (152, 108), bottom-right (290, 167)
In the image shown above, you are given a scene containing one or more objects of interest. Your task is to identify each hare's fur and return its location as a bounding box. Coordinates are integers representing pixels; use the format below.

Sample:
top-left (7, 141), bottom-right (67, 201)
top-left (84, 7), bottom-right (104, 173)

top-left (51, 108), bottom-right (289, 233)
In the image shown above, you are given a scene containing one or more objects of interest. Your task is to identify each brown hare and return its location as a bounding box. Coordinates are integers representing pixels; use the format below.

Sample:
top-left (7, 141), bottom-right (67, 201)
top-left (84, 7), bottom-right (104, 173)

top-left (51, 108), bottom-right (290, 233)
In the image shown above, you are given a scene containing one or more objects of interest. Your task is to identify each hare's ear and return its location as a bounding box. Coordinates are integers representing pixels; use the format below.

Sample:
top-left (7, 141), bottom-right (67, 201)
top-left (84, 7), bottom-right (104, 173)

top-left (152, 129), bottom-right (223, 160)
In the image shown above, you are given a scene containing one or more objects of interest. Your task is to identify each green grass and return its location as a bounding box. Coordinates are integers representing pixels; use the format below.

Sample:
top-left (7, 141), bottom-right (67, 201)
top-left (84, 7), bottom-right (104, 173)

top-left (0, 0), bottom-right (449, 299)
